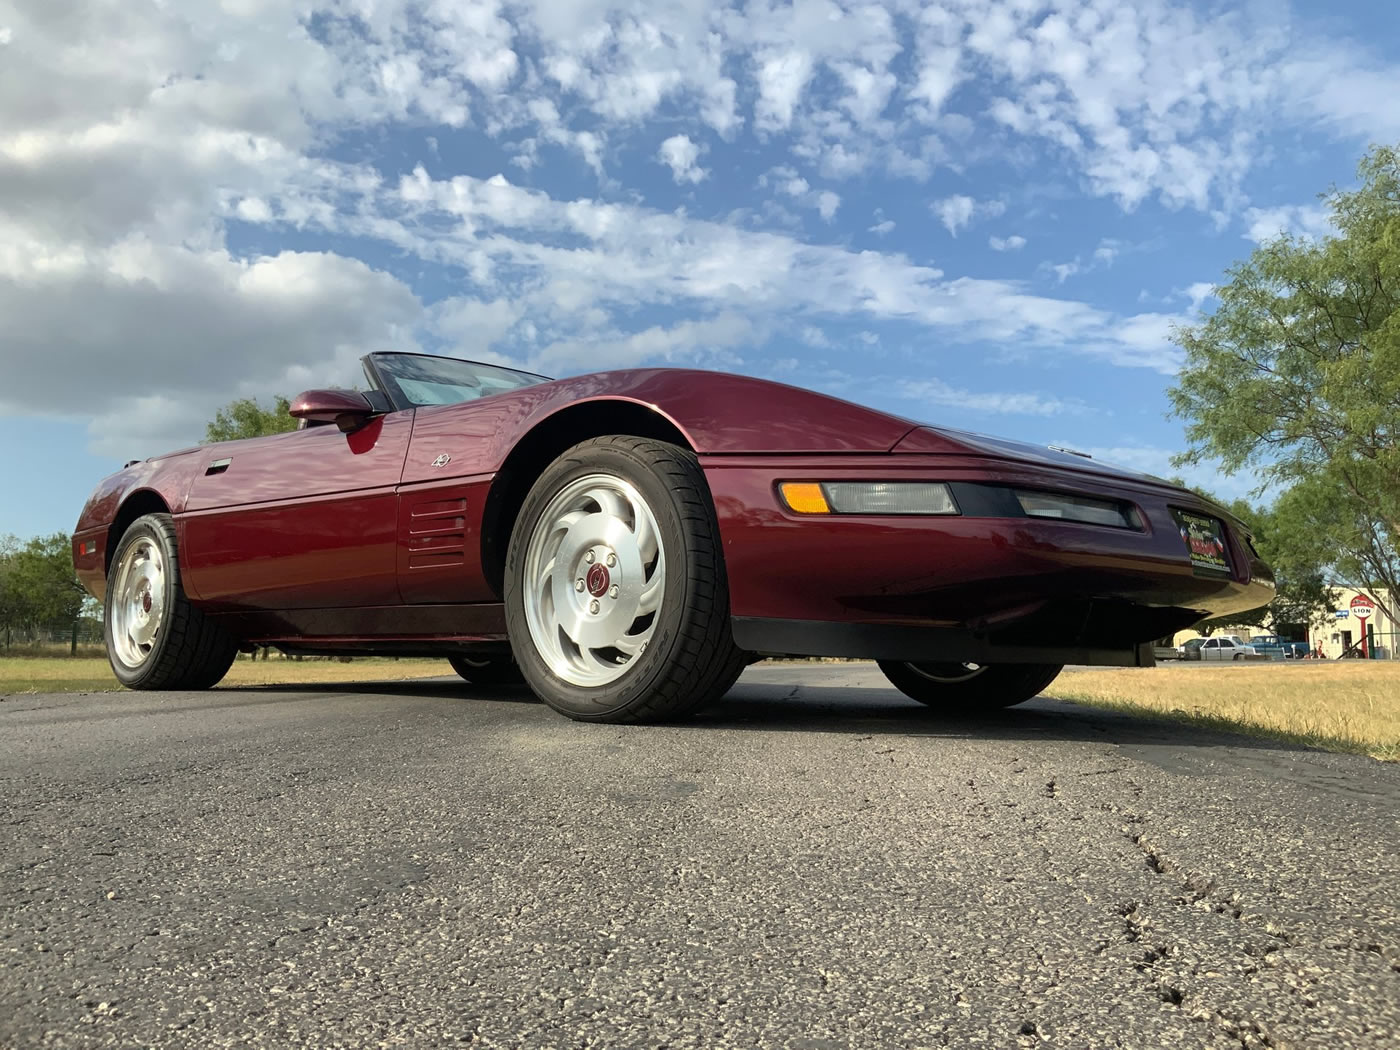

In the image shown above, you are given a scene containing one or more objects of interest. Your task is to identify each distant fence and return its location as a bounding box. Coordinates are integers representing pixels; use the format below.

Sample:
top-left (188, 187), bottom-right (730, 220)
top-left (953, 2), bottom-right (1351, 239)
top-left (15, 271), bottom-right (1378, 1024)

top-left (3, 621), bottom-right (104, 646)
top-left (2, 620), bottom-right (106, 655)
top-left (1, 625), bottom-right (381, 662)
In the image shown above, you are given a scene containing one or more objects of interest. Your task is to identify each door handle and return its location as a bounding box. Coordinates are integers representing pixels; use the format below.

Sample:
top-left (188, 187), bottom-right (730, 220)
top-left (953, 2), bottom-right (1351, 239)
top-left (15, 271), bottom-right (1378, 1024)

top-left (205, 458), bottom-right (232, 476)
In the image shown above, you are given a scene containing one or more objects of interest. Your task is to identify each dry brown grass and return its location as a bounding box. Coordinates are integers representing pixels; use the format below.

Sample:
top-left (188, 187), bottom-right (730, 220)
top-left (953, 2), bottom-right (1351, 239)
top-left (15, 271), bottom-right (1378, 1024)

top-left (1051, 661), bottom-right (1400, 761)
top-left (0, 655), bottom-right (459, 695)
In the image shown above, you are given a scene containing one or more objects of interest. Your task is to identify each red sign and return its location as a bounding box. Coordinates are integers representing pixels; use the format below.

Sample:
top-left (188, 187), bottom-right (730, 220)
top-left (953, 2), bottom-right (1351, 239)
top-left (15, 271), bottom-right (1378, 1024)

top-left (1350, 594), bottom-right (1375, 620)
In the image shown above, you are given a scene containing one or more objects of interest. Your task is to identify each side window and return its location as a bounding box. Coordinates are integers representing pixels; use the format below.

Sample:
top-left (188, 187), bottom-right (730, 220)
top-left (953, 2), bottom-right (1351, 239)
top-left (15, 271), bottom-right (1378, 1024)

top-left (1204, 639), bottom-right (1218, 649)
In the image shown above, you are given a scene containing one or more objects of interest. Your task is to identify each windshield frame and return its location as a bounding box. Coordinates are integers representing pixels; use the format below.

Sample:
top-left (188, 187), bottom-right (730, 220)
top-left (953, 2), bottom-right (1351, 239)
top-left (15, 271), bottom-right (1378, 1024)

top-left (362, 352), bottom-right (553, 412)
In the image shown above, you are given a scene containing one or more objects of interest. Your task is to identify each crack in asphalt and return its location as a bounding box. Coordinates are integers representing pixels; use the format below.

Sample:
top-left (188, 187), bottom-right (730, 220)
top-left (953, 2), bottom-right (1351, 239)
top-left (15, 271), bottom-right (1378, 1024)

top-left (1117, 817), bottom-right (1301, 1048)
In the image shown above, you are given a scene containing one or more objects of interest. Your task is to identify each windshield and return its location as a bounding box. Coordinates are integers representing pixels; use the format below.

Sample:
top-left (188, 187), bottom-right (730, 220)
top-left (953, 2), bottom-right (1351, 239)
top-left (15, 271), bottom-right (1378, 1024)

top-left (364, 352), bottom-right (551, 410)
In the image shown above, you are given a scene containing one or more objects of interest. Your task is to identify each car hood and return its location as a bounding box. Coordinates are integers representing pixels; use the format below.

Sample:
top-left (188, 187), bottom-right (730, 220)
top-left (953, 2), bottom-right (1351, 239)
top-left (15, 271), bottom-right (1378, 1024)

top-left (918, 425), bottom-right (1171, 486)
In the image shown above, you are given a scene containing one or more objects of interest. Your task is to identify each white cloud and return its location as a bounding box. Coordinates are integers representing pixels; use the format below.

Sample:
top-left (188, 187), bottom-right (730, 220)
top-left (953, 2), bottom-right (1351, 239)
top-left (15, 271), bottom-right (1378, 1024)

top-left (1242, 204), bottom-right (1333, 243)
top-left (0, 235), bottom-right (421, 454)
top-left (1039, 237), bottom-right (1126, 284)
top-left (1278, 55), bottom-right (1400, 143)
top-left (754, 49), bottom-right (813, 132)
top-left (896, 378), bottom-right (1085, 417)
top-left (907, 5), bottom-right (963, 118)
top-left (933, 194), bottom-right (1003, 236)
top-left (10, 0), bottom-right (1391, 465)
top-left (833, 61), bottom-right (897, 124)
top-left (1080, 312), bottom-right (1187, 372)
top-left (389, 165), bottom-right (1193, 373)
top-left (657, 133), bottom-right (707, 184)
top-left (1182, 282), bottom-right (1215, 312)
top-left (761, 165), bottom-right (839, 221)
top-left (534, 313), bottom-right (754, 372)
top-left (429, 296), bottom-right (524, 355)
top-left (1093, 239), bottom-right (1121, 264)
top-left (934, 194), bottom-right (975, 235)
top-left (989, 234), bottom-right (1026, 252)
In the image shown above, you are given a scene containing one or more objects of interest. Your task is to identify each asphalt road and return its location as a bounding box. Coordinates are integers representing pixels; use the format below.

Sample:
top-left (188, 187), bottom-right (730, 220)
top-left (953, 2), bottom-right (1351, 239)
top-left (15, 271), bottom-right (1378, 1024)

top-left (2, 664), bottom-right (1398, 1050)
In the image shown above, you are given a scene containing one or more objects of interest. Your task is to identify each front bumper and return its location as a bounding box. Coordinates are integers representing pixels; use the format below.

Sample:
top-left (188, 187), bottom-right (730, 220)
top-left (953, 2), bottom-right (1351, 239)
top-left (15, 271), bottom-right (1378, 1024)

top-left (703, 453), bottom-right (1275, 665)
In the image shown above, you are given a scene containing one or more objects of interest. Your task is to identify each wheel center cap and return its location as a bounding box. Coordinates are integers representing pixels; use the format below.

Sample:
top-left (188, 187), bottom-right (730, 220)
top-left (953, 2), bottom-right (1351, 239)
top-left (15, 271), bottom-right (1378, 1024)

top-left (141, 590), bottom-right (152, 614)
top-left (586, 562), bottom-right (611, 598)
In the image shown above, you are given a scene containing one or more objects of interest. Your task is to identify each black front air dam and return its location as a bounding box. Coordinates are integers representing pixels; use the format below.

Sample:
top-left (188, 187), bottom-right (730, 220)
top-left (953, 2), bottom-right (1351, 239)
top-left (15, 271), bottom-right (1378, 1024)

top-left (732, 617), bottom-right (1155, 668)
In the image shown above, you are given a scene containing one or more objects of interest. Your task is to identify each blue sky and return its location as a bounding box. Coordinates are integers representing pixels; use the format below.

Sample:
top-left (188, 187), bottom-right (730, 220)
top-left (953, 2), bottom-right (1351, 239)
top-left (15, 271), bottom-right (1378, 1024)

top-left (2, 0), bottom-right (1399, 538)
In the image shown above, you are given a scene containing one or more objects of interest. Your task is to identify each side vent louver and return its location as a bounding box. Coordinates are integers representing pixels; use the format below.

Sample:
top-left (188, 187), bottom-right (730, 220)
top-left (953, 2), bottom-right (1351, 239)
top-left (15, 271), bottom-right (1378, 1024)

top-left (406, 498), bottom-right (467, 571)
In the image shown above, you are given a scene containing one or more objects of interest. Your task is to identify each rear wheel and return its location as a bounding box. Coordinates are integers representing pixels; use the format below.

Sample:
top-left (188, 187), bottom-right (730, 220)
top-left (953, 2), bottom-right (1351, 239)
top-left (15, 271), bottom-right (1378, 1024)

top-left (105, 513), bottom-right (238, 690)
top-left (504, 436), bottom-right (745, 723)
top-left (877, 661), bottom-right (1062, 712)
top-left (447, 654), bottom-right (525, 686)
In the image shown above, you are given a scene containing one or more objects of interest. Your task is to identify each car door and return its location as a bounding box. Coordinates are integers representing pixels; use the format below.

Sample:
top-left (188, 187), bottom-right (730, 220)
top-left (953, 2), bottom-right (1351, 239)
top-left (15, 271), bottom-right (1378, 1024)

top-left (1201, 638), bottom-right (1220, 660)
top-left (180, 412), bottom-right (413, 610)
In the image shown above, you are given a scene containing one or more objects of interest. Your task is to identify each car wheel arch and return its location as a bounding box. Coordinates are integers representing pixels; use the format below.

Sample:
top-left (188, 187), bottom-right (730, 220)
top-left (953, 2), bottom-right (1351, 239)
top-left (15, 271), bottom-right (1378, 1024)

top-left (106, 490), bottom-right (172, 573)
top-left (479, 400), bottom-right (699, 598)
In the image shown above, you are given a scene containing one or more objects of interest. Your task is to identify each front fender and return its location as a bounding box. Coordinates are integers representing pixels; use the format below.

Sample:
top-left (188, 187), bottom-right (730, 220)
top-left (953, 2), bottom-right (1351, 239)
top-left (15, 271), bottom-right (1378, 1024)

top-left (489, 369), bottom-right (919, 457)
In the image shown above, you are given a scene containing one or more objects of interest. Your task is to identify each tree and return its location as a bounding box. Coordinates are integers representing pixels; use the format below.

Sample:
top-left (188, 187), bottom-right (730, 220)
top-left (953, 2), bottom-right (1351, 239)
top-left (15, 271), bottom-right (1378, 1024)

top-left (205, 396), bottom-right (297, 442)
top-left (1169, 144), bottom-right (1400, 622)
top-left (1243, 492), bottom-right (1339, 631)
top-left (14, 534), bottom-right (87, 628)
top-left (0, 533), bottom-right (87, 651)
top-left (0, 534), bottom-right (23, 646)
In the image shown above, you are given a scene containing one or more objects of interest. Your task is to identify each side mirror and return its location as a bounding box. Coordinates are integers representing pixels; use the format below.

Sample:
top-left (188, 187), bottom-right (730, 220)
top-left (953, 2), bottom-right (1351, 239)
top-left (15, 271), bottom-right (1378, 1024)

top-left (289, 389), bottom-right (377, 433)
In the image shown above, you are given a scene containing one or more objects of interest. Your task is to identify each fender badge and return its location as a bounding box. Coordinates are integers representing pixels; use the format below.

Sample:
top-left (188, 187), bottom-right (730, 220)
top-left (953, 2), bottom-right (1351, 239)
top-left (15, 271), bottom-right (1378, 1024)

top-left (431, 453), bottom-right (452, 468)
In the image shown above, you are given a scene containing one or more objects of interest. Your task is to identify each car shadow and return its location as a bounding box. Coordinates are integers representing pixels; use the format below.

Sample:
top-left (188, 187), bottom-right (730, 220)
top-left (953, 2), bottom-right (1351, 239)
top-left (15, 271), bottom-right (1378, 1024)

top-left (229, 677), bottom-right (542, 703)
top-left (695, 679), bottom-right (1316, 756)
top-left (226, 674), bottom-right (1323, 759)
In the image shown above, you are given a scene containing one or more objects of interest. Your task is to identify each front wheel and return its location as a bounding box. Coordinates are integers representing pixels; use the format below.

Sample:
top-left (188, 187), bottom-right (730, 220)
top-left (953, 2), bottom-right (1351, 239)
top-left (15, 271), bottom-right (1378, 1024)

top-left (504, 436), bottom-right (745, 723)
top-left (105, 513), bottom-right (239, 690)
top-left (877, 661), bottom-right (1063, 712)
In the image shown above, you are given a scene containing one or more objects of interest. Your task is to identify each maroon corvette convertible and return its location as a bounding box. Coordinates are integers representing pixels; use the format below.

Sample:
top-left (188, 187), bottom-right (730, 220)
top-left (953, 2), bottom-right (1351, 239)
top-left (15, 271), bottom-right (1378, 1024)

top-left (74, 352), bottom-right (1273, 722)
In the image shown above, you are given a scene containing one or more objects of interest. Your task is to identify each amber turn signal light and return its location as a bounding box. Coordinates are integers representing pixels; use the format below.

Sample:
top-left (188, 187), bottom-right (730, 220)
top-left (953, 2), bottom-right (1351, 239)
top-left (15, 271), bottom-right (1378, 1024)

top-left (777, 482), bottom-right (832, 514)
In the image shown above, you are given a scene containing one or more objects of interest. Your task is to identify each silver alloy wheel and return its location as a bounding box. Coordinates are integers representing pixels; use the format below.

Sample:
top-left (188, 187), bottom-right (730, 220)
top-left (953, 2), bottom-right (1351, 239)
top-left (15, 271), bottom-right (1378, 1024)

top-left (521, 472), bottom-right (666, 687)
top-left (110, 536), bottom-right (166, 670)
top-left (906, 661), bottom-right (986, 684)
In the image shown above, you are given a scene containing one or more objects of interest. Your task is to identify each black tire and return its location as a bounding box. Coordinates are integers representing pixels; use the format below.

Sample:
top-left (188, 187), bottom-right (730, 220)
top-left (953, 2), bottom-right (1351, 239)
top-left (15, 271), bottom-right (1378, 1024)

top-left (448, 654), bottom-right (526, 686)
top-left (504, 436), bottom-right (746, 723)
top-left (104, 513), bottom-right (239, 690)
top-left (877, 661), bottom-right (1063, 712)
